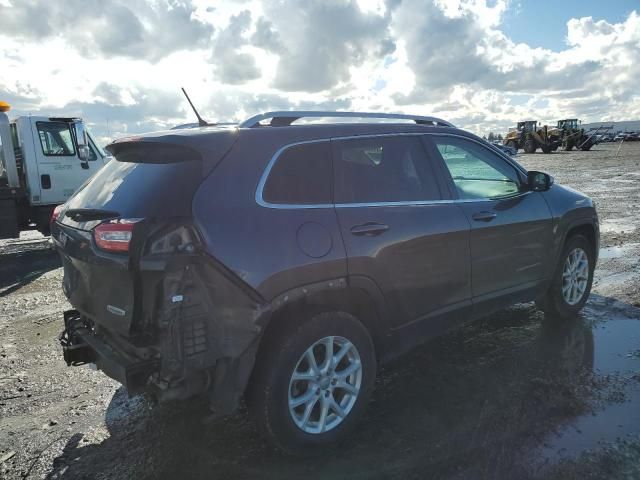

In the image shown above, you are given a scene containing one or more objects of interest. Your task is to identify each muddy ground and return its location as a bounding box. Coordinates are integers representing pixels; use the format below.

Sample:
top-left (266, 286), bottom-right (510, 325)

top-left (1, 142), bottom-right (639, 479)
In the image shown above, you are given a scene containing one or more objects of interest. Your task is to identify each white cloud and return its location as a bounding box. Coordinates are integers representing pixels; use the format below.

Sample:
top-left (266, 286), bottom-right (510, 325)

top-left (0, 0), bottom-right (638, 142)
top-left (0, 0), bottom-right (213, 62)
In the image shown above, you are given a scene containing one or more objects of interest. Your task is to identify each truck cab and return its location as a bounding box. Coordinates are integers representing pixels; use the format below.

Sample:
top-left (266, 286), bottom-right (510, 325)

top-left (517, 120), bottom-right (538, 132)
top-left (0, 102), bottom-right (110, 238)
top-left (557, 119), bottom-right (580, 130)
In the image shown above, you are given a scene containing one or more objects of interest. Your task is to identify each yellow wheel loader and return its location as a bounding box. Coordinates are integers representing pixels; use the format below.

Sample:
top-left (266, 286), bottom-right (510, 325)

top-left (503, 121), bottom-right (560, 154)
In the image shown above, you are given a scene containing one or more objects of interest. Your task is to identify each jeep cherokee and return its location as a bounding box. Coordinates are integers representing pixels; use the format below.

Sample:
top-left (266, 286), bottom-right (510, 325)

top-left (52, 111), bottom-right (599, 453)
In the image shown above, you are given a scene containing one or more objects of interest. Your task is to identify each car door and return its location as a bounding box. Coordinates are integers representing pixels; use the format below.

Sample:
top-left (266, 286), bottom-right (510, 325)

top-left (426, 134), bottom-right (553, 313)
top-left (332, 134), bottom-right (471, 330)
top-left (30, 118), bottom-right (102, 204)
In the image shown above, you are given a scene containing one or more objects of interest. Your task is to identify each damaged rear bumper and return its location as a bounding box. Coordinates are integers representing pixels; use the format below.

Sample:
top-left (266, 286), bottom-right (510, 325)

top-left (60, 310), bottom-right (159, 395)
top-left (60, 295), bottom-right (268, 413)
top-left (56, 223), bottom-right (272, 414)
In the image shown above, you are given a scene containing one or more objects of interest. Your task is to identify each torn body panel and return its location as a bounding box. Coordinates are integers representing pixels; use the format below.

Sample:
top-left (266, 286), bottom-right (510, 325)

top-left (59, 220), bottom-right (271, 414)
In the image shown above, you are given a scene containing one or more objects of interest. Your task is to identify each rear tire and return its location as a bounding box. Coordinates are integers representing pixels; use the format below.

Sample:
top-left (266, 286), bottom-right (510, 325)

top-left (536, 234), bottom-right (594, 320)
top-left (246, 311), bottom-right (376, 454)
top-left (563, 141), bottom-right (574, 151)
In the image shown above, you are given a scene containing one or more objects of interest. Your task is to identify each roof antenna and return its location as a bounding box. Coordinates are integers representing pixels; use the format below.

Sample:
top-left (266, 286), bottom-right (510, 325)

top-left (181, 87), bottom-right (209, 127)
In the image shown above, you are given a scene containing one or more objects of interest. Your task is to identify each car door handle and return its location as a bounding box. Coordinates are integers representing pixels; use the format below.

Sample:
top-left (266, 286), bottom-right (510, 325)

top-left (472, 211), bottom-right (497, 222)
top-left (350, 222), bottom-right (389, 236)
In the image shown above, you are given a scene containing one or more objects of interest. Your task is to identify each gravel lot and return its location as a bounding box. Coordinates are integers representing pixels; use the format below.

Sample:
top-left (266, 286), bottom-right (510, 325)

top-left (1, 142), bottom-right (639, 479)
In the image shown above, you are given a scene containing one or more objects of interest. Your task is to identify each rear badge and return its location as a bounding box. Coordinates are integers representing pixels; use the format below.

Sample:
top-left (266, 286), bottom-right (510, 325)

top-left (107, 305), bottom-right (126, 317)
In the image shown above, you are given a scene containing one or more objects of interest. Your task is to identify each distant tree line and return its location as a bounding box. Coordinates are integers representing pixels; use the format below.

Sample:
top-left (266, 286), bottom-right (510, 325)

top-left (482, 132), bottom-right (504, 142)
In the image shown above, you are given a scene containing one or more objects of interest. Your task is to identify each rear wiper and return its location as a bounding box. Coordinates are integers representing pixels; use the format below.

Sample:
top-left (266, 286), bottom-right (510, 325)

top-left (64, 208), bottom-right (120, 221)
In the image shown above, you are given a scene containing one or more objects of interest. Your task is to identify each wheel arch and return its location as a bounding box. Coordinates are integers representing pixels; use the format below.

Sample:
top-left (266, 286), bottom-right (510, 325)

top-left (564, 222), bottom-right (598, 260)
top-left (255, 277), bottom-right (389, 367)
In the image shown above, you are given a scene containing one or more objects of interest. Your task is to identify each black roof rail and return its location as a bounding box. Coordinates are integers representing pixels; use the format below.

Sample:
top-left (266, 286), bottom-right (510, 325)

top-left (238, 111), bottom-right (455, 128)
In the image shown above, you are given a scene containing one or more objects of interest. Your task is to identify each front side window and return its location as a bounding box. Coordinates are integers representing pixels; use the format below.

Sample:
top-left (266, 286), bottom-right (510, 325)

top-left (36, 121), bottom-right (75, 156)
top-left (262, 141), bottom-right (332, 205)
top-left (333, 136), bottom-right (440, 204)
top-left (433, 137), bottom-right (522, 199)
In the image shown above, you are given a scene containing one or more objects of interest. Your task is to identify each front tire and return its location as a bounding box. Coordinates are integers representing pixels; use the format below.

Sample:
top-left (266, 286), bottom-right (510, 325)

top-left (247, 311), bottom-right (376, 454)
top-left (524, 138), bottom-right (537, 153)
top-left (580, 141), bottom-right (593, 151)
top-left (537, 235), bottom-right (594, 319)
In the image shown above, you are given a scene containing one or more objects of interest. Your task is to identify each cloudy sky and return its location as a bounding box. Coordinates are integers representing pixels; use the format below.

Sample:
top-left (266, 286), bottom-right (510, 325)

top-left (1, 0), bottom-right (639, 144)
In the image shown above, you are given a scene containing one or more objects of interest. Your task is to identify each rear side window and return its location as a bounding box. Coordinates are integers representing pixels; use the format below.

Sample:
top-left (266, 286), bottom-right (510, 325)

top-left (333, 136), bottom-right (441, 203)
top-left (36, 121), bottom-right (76, 156)
top-left (262, 141), bottom-right (332, 205)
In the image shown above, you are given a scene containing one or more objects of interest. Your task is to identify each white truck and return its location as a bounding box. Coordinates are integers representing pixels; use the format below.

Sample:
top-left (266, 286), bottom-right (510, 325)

top-left (0, 101), bottom-right (110, 238)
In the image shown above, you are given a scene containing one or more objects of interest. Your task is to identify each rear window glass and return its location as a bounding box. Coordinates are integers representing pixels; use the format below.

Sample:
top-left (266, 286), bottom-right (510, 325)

top-left (333, 136), bottom-right (441, 203)
top-left (263, 141), bottom-right (332, 205)
top-left (64, 158), bottom-right (202, 228)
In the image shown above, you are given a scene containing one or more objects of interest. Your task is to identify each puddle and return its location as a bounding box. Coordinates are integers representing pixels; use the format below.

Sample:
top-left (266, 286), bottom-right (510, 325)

top-left (537, 316), bottom-right (640, 462)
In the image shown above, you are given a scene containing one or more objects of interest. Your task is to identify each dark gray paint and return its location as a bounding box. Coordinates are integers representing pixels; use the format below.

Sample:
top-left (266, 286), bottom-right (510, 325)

top-left (53, 120), bottom-right (599, 411)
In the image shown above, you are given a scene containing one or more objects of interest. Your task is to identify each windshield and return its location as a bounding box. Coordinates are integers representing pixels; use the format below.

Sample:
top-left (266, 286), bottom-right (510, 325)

top-left (87, 129), bottom-right (107, 157)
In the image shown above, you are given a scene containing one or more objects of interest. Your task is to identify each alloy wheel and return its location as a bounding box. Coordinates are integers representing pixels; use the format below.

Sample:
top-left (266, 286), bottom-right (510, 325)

top-left (288, 336), bottom-right (362, 434)
top-left (562, 247), bottom-right (589, 305)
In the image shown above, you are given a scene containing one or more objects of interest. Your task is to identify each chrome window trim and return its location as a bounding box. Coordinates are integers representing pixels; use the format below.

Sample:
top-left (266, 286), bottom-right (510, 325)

top-left (256, 138), bottom-right (333, 209)
top-left (255, 132), bottom-right (529, 210)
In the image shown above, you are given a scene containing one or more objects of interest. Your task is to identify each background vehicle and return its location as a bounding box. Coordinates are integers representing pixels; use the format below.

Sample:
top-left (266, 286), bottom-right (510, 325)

top-left (53, 111), bottom-right (599, 453)
top-left (0, 101), bottom-right (110, 238)
top-left (492, 141), bottom-right (517, 156)
top-left (555, 119), bottom-right (612, 151)
top-left (503, 120), bottom-right (559, 153)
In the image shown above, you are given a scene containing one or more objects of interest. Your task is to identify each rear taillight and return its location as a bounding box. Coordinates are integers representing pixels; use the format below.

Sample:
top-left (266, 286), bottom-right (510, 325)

top-left (50, 205), bottom-right (64, 225)
top-left (94, 221), bottom-right (138, 253)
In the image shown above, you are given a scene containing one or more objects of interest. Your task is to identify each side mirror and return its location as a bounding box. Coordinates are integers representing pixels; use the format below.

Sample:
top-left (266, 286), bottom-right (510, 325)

top-left (73, 121), bottom-right (89, 161)
top-left (78, 145), bottom-right (90, 162)
top-left (527, 171), bottom-right (553, 192)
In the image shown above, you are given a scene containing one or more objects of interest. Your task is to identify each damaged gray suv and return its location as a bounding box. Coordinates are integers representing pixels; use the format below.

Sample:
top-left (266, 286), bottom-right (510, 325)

top-left (53, 111), bottom-right (599, 453)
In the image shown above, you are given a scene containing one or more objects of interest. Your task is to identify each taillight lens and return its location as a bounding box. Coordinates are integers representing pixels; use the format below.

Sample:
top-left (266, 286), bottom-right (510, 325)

top-left (50, 204), bottom-right (64, 225)
top-left (94, 221), bottom-right (137, 253)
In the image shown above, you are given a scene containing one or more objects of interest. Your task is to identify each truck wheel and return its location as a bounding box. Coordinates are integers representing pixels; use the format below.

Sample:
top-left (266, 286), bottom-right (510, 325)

top-left (563, 141), bottom-right (574, 151)
top-left (247, 311), bottom-right (376, 454)
top-left (506, 140), bottom-right (518, 151)
top-left (541, 145), bottom-right (552, 154)
top-left (523, 138), bottom-right (537, 153)
top-left (536, 235), bottom-right (594, 320)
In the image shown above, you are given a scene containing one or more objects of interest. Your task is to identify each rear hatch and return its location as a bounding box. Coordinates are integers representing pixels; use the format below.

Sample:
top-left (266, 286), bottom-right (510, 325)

top-left (52, 130), bottom-right (237, 337)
